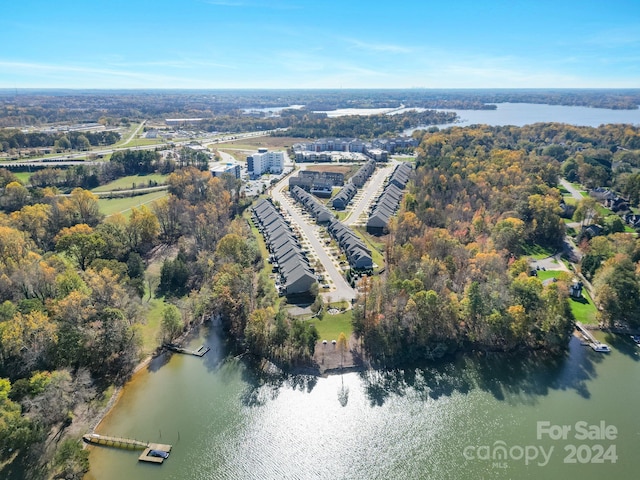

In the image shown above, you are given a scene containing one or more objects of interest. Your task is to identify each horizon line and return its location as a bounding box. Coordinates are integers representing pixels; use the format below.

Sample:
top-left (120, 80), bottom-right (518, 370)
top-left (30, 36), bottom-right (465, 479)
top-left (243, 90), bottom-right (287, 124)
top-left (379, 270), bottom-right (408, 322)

top-left (2, 87), bottom-right (640, 92)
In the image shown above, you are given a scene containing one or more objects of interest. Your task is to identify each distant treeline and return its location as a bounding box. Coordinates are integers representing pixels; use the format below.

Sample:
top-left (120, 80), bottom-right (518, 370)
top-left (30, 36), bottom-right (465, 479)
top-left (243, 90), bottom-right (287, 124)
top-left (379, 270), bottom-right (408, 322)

top-left (2, 89), bottom-right (639, 127)
top-left (199, 109), bottom-right (458, 138)
top-left (0, 128), bottom-right (120, 151)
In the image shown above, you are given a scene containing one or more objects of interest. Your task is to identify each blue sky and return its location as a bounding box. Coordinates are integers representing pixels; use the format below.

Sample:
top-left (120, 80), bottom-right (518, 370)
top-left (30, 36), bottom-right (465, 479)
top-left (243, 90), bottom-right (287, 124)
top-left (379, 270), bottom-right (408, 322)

top-left (1, 0), bottom-right (639, 89)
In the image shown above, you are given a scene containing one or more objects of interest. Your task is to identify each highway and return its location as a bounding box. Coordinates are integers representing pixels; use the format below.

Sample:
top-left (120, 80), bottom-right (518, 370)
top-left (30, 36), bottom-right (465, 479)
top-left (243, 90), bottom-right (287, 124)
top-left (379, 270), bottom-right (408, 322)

top-left (1, 128), bottom-right (282, 167)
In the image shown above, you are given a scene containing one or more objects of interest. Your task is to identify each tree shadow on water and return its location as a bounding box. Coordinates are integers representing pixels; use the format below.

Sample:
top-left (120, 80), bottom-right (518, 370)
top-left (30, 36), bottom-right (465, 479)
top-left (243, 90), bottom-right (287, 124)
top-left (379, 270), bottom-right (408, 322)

top-left (603, 332), bottom-right (640, 362)
top-left (238, 360), bottom-right (319, 408)
top-left (146, 350), bottom-right (172, 373)
top-left (358, 336), bottom-right (601, 407)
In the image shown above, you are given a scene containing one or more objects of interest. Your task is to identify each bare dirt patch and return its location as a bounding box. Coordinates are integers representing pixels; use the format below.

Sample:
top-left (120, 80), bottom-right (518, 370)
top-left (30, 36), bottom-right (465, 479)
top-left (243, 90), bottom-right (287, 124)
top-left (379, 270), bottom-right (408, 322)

top-left (217, 136), bottom-right (308, 150)
top-left (305, 164), bottom-right (355, 175)
top-left (313, 334), bottom-right (364, 374)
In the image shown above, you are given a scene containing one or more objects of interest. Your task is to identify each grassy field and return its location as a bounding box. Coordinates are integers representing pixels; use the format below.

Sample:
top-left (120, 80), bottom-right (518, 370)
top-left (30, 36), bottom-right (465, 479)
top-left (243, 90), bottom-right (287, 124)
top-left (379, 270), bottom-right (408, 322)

top-left (216, 136), bottom-right (304, 150)
top-left (98, 190), bottom-right (168, 216)
top-left (13, 171), bottom-right (32, 184)
top-left (570, 290), bottom-right (598, 325)
top-left (112, 123), bottom-right (141, 147)
top-left (536, 269), bottom-right (571, 282)
top-left (139, 298), bottom-right (168, 354)
top-left (522, 243), bottom-right (555, 260)
top-left (310, 310), bottom-right (353, 341)
top-left (305, 164), bottom-right (354, 175)
top-left (92, 174), bottom-right (169, 192)
top-left (219, 149), bottom-right (252, 162)
top-left (530, 269), bottom-right (598, 325)
top-left (353, 227), bottom-right (385, 271)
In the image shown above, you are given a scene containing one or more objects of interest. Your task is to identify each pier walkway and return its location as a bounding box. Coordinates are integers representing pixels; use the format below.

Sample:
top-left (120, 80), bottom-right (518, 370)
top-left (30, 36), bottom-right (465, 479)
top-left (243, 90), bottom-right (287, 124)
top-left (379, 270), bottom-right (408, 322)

top-left (165, 343), bottom-right (210, 357)
top-left (82, 433), bottom-right (172, 464)
top-left (576, 322), bottom-right (611, 352)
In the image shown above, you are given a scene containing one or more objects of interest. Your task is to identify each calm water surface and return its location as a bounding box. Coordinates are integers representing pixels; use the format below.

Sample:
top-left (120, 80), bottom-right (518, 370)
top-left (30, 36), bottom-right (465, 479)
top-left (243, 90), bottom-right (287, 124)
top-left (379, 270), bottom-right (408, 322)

top-left (87, 327), bottom-right (639, 480)
top-left (421, 102), bottom-right (640, 131)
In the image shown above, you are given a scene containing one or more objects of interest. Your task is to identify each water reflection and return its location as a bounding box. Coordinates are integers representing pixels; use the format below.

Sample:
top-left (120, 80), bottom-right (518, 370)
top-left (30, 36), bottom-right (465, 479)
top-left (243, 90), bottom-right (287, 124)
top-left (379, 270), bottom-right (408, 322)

top-left (337, 376), bottom-right (349, 407)
top-left (150, 325), bottom-right (603, 410)
top-left (603, 332), bottom-right (640, 362)
top-left (88, 324), bottom-right (639, 480)
top-left (352, 336), bottom-right (601, 408)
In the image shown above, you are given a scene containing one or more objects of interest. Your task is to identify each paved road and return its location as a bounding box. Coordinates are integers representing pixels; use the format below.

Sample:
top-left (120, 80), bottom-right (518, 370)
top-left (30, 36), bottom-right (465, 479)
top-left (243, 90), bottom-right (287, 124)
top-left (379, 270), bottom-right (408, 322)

top-left (91, 185), bottom-right (168, 196)
top-left (122, 120), bottom-right (146, 146)
top-left (2, 129), bottom-right (279, 166)
top-left (560, 178), bottom-right (584, 201)
top-left (344, 161), bottom-right (396, 226)
top-left (271, 174), bottom-right (356, 302)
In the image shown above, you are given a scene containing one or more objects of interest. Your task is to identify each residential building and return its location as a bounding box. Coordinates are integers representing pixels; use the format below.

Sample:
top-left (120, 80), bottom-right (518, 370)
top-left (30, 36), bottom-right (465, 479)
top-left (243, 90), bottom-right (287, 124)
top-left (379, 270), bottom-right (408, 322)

top-left (252, 199), bottom-right (316, 296)
top-left (210, 163), bottom-right (240, 179)
top-left (247, 148), bottom-right (285, 177)
top-left (366, 163), bottom-right (413, 234)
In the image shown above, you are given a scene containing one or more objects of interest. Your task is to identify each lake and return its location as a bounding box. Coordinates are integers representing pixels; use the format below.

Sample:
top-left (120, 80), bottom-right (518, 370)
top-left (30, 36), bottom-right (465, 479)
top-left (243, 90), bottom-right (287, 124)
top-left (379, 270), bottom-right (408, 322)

top-left (431, 103), bottom-right (640, 129)
top-left (314, 102), bottom-right (640, 131)
top-left (87, 326), bottom-right (640, 480)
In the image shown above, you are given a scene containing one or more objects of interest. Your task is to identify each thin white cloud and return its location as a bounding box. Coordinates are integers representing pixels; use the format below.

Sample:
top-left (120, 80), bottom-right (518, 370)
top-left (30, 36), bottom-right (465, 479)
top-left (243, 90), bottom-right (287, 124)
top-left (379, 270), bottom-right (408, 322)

top-left (343, 37), bottom-right (413, 54)
top-left (0, 60), bottom-right (224, 88)
top-left (586, 26), bottom-right (640, 48)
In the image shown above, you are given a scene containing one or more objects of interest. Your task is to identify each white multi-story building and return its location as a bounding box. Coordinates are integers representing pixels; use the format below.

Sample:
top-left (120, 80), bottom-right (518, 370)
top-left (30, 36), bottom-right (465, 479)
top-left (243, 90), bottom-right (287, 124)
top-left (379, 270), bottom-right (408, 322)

top-left (247, 148), bottom-right (284, 176)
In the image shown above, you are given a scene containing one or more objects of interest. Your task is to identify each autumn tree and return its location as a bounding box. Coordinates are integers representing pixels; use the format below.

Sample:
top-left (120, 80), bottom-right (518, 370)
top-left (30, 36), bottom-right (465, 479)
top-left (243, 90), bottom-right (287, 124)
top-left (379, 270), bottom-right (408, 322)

top-left (55, 224), bottom-right (106, 270)
top-left (160, 304), bottom-right (183, 343)
top-left (594, 255), bottom-right (640, 328)
top-left (337, 332), bottom-right (348, 368)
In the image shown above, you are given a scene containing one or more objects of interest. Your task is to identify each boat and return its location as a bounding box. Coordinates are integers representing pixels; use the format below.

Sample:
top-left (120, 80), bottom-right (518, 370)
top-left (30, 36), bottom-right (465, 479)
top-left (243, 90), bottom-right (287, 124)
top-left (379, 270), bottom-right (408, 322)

top-left (591, 343), bottom-right (611, 353)
top-left (630, 335), bottom-right (640, 346)
top-left (149, 449), bottom-right (170, 459)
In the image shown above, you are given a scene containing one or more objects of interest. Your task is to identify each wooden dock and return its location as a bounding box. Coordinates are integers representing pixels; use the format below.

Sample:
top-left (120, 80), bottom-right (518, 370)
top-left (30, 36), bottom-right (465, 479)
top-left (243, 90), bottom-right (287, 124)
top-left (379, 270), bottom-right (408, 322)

top-left (83, 434), bottom-right (172, 464)
top-left (82, 433), bottom-right (148, 450)
top-left (165, 343), bottom-right (210, 357)
top-left (576, 322), bottom-right (610, 352)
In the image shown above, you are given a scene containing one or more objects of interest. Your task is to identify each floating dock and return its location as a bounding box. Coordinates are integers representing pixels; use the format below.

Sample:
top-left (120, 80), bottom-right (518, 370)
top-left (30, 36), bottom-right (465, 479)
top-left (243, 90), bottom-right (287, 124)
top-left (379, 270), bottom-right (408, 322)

top-left (138, 443), bottom-right (173, 464)
top-left (165, 343), bottom-right (210, 357)
top-left (82, 433), bottom-right (172, 464)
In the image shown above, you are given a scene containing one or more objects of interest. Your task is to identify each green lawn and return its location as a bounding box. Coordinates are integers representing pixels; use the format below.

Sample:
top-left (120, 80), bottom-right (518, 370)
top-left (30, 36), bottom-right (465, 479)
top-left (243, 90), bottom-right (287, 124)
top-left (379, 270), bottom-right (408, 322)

top-left (13, 171), bottom-right (32, 184)
top-left (112, 123), bottom-right (142, 147)
top-left (139, 297), bottom-right (169, 355)
top-left (570, 290), bottom-right (598, 325)
top-left (353, 227), bottom-right (385, 271)
top-left (335, 211), bottom-right (348, 221)
top-left (595, 204), bottom-right (615, 217)
top-left (536, 269), bottom-right (570, 282)
top-left (92, 174), bottom-right (169, 192)
top-left (522, 244), bottom-right (555, 260)
top-left (310, 310), bottom-right (353, 341)
top-left (98, 190), bottom-right (168, 216)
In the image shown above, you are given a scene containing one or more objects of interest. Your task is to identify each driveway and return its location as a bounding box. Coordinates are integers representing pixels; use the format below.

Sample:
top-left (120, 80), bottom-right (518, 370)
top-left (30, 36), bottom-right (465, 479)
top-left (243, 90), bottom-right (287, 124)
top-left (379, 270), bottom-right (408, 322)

top-left (559, 178), bottom-right (584, 201)
top-left (344, 161), bottom-right (396, 226)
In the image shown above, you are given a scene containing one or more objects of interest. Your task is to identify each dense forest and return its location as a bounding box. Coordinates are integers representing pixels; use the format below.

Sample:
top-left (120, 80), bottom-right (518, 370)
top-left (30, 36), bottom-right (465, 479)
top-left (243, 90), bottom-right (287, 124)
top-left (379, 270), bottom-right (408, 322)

top-left (353, 122), bottom-right (640, 365)
top-left (0, 159), bottom-right (319, 478)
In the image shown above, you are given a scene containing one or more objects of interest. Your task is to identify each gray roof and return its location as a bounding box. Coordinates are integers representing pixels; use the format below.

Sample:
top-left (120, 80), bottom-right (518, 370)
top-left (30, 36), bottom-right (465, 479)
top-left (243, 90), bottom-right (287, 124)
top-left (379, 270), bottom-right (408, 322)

top-left (252, 199), bottom-right (316, 295)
